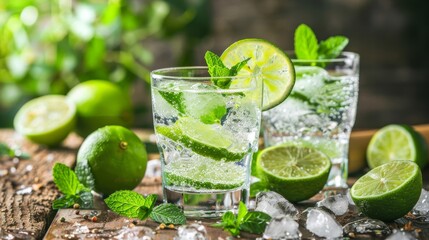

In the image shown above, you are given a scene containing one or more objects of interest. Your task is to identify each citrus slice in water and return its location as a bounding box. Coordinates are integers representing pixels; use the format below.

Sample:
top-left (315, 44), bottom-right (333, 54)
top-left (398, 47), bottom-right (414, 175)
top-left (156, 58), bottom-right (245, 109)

top-left (14, 95), bottom-right (76, 146)
top-left (350, 160), bottom-right (422, 221)
top-left (256, 143), bottom-right (331, 202)
top-left (155, 117), bottom-right (247, 161)
top-left (220, 38), bottom-right (295, 110)
top-left (367, 124), bottom-right (428, 169)
top-left (164, 158), bottom-right (245, 190)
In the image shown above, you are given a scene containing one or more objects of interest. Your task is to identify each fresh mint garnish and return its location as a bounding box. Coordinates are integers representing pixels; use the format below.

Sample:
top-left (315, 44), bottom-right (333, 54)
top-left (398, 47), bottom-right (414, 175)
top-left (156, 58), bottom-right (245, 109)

top-left (205, 51), bottom-right (250, 89)
top-left (105, 190), bottom-right (186, 225)
top-left (52, 163), bottom-right (93, 209)
top-left (294, 24), bottom-right (349, 61)
top-left (212, 201), bottom-right (271, 237)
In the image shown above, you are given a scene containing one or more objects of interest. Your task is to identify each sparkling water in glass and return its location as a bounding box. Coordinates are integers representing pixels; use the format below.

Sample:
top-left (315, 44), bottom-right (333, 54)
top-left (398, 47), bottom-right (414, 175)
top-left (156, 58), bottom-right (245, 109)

top-left (151, 67), bottom-right (262, 218)
top-left (263, 52), bottom-right (359, 188)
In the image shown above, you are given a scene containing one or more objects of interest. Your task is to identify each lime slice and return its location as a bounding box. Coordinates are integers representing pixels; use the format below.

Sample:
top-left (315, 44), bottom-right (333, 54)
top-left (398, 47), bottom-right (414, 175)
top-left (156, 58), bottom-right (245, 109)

top-left (367, 124), bottom-right (428, 169)
top-left (220, 38), bottom-right (295, 110)
top-left (14, 95), bottom-right (76, 146)
top-left (155, 117), bottom-right (247, 161)
top-left (351, 161), bottom-right (422, 221)
top-left (164, 158), bottom-right (246, 190)
top-left (256, 143), bottom-right (331, 202)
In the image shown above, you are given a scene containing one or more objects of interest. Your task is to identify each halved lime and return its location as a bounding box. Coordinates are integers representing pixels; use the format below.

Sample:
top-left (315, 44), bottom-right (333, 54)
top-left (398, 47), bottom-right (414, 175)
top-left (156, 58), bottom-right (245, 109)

top-left (164, 158), bottom-right (245, 190)
top-left (256, 143), bottom-right (331, 202)
top-left (14, 95), bottom-right (76, 146)
top-left (220, 38), bottom-right (295, 110)
top-left (367, 124), bottom-right (428, 169)
top-left (351, 161), bottom-right (422, 221)
top-left (155, 117), bottom-right (247, 161)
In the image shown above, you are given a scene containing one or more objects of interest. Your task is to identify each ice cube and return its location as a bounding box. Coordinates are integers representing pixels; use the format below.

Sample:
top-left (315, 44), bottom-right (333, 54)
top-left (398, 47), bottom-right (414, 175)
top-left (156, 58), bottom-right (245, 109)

top-left (316, 194), bottom-right (349, 215)
top-left (305, 208), bottom-right (343, 238)
top-left (174, 223), bottom-right (207, 240)
top-left (386, 230), bottom-right (418, 240)
top-left (114, 226), bottom-right (154, 240)
top-left (263, 215), bottom-right (301, 240)
top-left (255, 191), bottom-right (299, 219)
top-left (343, 218), bottom-right (391, 238)
top-left (412, 189), bottom-right (429, 216)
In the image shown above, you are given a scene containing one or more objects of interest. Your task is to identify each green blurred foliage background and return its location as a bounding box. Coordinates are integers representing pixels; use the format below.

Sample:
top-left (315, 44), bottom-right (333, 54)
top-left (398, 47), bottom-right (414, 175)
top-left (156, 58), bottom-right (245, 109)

top-left (0, 0), bottom-right (211, 128)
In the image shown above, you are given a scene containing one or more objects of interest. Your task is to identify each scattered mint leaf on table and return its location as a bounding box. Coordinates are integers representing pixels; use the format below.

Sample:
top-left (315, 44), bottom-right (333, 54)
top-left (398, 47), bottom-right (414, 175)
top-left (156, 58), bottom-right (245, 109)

top-left (150, 203), bottom-right (186, 225)
top-left (212, 201), bottom-right (271, 237)
top-left (52, 163), bottom-right (93, 209)
top-left (0, 142), bottom-right (30, 159)
top-left (105, 190), bottom-right (186, 225)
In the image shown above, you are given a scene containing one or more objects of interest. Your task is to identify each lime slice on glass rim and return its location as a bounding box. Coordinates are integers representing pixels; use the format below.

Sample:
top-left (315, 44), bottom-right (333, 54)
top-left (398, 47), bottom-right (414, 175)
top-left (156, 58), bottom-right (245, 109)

top-left (155, 117), bottom-right (247, 161)
top-left (367, 124), bottom-right (428, 169)
top-left (164, 158), bottom-right (246, 190)
top-left (351, 160), bottom-right (422, 221)
top-left (256, 143), bottom-right (331, 202)
top-left (220, 38), bottom-right (295, 110)
top-left (14, 95), bottom-right (76, 146)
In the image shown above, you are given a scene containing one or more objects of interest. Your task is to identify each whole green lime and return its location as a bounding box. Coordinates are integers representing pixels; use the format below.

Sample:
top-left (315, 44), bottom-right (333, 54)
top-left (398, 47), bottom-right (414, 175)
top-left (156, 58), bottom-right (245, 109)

top-left (66, 80), bottom-right (133, 137)
top-left (75, 125), bottom-right (147, 195)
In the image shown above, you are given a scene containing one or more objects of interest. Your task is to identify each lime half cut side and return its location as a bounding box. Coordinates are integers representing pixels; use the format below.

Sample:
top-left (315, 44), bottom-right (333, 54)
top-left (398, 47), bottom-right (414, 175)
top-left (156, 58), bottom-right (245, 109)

top-left (14, 95), bottom-right (76, 146)
top-left (367, 124), bottom-right (428, 169)
top-left (351, 160), bottom-right (422, 221)
top-left (155, 117), bottom-right (247, 161)
top-left (220, 38), bottom-right (295, 110)
top-left (165, 158), bottom-right (246, 191)
top-left (256, 144), bottom-right (331, 202)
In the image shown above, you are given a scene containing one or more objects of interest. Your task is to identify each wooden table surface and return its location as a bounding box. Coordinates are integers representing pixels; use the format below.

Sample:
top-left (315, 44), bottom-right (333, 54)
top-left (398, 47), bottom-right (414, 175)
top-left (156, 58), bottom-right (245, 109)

top-left (1, 128), bottom-right (429, 240)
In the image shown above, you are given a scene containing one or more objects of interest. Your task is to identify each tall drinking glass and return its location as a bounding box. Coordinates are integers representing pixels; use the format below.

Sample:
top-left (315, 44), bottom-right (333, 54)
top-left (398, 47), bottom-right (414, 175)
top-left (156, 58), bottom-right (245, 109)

top-left (151, 67), bottom-right (262, 218)
top-left (263, 52), bottom-right (359, 188)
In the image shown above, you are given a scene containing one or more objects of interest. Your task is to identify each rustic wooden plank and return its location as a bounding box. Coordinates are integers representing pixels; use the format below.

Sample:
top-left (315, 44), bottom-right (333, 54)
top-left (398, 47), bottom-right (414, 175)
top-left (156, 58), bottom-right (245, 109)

top-left (0, 130), bottom-right (81, 239)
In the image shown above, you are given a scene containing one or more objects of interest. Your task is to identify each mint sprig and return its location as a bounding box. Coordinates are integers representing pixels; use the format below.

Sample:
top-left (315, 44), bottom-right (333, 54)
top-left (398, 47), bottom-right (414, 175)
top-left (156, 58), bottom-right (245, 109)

top-left (294, 24), bottom-right (349, 61)
top-left (205, 51), bottom-right (250, 88)
top-left (52, 163), bottom-right (93, 209)
top-left (105, 190), bottom-right (186, 225)
top-left (0, 142), bottom-right (30, 159)
top-left (212, 202), bottom-right (271, 237)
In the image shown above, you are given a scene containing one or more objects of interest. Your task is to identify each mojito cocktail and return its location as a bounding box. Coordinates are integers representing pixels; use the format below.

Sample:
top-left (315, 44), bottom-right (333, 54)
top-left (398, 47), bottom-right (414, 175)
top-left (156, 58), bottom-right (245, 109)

top-left (151, 67), bottom-right (262, 218)
top-left (263, 52), bottom-right (360, 187)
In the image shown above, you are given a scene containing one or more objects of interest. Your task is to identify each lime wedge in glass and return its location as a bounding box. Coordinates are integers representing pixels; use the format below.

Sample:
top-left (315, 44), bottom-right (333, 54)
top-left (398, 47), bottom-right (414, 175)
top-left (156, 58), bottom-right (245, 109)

top-left (14, 95), bottom-right (76, 146)
top-left (367, 124), bottom-right (428, 169)
top-left (220, 38), bottom-right (295, 110)
top-left (256, 143), bottom-right (331, 202)
top-left (155, 117), bottom-right (247, 161)
top-left (165, 158), bottom-right (246, 190)
top-left (351, 160), bottom-right (422, 221)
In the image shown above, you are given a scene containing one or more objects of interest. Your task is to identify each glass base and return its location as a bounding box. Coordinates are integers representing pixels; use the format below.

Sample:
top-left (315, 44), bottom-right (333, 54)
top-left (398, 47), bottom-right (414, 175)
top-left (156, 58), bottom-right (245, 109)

top-left (163, 187), bottom-right (249, 218)
top-left (326, 157), bottom-right (348, 188)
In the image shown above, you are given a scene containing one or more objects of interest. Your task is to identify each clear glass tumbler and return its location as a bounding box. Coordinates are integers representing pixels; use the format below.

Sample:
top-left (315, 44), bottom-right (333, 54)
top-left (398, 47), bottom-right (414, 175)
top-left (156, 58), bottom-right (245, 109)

top-left (262, 52), bottom-right (360, 188)
top-left (151, 67), bottom-right (262, 218)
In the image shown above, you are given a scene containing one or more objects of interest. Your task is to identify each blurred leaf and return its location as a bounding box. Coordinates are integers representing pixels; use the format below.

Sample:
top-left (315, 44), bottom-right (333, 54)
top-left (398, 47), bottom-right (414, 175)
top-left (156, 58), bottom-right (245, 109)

top-left (85, 36), bottom-right (106, 70)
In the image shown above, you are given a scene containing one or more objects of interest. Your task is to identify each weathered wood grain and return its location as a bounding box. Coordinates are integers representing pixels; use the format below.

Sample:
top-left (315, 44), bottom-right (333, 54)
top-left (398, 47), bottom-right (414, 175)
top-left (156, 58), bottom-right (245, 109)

top-left (0, 130), bottom-right (81, 239)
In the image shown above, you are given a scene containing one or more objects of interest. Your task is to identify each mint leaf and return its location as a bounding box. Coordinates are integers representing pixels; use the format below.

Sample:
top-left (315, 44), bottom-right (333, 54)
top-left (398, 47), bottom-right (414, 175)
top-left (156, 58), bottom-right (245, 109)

top-left (74, 158), bottom-right (95, 190)
top-left (236, 201), bottom-right (248, 225)
top-left (229, 58), bottom-right (250, 76)
top-left (318, 36), bottom-right (349, 60)
top-left (204, 50), bottom-right (251, 89)
top-left (205, 51), bottom-right (227, 75)
top-left (150, 203), bottom-right (186, 225)
top-left (0, 142), bottom-right (30, 159)
top-left (158, 91), bottom-right (186, 114)
top-left (294, 24), bottom-right (318, 60)
top-left (53, 163), bottom-right (83, 196)
top-left (77, 190), bottom-right (94, 209)
top-left (239, 211), bottom-right (271, 234)
top-left (52, 195), bottom-right (77, 210)
top-left (105, 190), bottom-right (153, 220)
